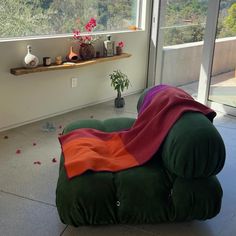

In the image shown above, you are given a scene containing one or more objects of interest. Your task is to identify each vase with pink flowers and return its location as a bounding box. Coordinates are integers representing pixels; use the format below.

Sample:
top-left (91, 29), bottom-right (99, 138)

top-left (73, 18), bottom-right (97, 60)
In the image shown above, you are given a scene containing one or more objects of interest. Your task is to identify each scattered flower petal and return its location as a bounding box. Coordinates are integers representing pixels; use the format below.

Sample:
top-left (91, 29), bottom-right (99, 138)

top-left (16, 149), bottom-right (21, 154)
top-left (34, 161), bottom-right (41, 165)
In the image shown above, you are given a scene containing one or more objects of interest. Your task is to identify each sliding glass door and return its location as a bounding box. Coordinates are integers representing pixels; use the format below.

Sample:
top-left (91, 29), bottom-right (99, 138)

top-left (149, 0), bottom-right (236, 116)
top-left (209, 0), bottom-right (236, 112)
top-left (198, 0), bottom-right (236, 116)
top-left (148, 0), bottom-right (209, 92)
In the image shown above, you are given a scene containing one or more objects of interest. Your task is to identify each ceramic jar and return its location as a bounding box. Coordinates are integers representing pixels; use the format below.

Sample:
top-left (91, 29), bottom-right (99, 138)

top-left (55, 56), bottom-right (63, 65)
top-left (23, 45), bottom-right (39, 68)
top-left (67, 46), bottom-right (79, 62)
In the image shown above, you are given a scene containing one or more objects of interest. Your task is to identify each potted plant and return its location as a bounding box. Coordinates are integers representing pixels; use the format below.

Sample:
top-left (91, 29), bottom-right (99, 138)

top-left (109, 70), bottom-right (130, 108)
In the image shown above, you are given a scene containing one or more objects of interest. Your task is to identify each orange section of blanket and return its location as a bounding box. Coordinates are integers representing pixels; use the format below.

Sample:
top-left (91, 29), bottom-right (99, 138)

top-left (62, 132), bottom-right (138, 178)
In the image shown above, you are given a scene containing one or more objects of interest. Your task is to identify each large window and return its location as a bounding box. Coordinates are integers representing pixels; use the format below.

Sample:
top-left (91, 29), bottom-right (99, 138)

top-left (216, 1), bottom-right (236, 39)
top-left (163, 0), bottom-right (209, 46)
top-left (0, 0), bottom-right (140, 40)
top-left (161, 0), bottom-right (236, 47)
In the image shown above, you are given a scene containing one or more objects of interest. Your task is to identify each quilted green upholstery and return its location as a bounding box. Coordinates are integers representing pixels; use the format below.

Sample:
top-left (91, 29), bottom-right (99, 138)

top-left (162, 112), bottom-right (225, 178)
top-left (136, 89), bottom-right (225, 178)
top-left (56, 113), bottom-right (225, 226)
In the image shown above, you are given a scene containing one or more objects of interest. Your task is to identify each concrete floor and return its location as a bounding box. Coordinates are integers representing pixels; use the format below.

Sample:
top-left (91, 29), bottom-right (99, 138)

top-left (0, 88), bottom-right (236, 236)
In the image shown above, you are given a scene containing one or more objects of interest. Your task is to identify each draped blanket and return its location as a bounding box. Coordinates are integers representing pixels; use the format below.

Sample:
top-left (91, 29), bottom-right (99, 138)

top-left (59, 85), bottom-right (216, 179)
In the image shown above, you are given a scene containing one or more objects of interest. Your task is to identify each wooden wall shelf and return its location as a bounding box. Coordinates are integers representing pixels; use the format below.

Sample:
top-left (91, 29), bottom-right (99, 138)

top-left (10, 53), bottom-right (131, 76)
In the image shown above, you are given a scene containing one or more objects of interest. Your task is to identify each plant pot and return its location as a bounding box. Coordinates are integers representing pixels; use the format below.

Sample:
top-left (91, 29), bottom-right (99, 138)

top-left (114, 97), bottom-right (125, 108)
top-left (79, 43), bottom-right (95, 60)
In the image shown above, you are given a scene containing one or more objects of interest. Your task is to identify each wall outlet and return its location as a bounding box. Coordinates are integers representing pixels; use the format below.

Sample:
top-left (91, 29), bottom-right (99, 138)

top-left (71, 78), bottom-right (78, 88)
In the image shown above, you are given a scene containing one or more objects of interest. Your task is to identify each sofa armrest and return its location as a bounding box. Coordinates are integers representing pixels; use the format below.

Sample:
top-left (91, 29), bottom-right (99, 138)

top-left (161, 112), bottom-right (225, 178)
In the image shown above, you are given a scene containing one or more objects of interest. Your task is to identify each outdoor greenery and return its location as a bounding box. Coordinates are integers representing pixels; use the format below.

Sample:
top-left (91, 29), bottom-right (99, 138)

top-left (218, 2), bottom-right (236, 37)
top-left (164, 0), bottom-right (236, 46)
top-left (0, 0), bottom-right (137, 38)
top-left (1, 0), bottom-right (236, 46)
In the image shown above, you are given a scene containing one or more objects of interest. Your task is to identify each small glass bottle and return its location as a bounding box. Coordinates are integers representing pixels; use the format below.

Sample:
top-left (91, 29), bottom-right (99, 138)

top-left (104, 35), bottom-right (114, 57)
top-left (23, 45), bottom-right (39, 68)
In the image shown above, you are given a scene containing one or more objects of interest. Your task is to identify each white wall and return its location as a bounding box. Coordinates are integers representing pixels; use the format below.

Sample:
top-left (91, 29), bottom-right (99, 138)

top-left (0, 2), bottom-right (152, 131)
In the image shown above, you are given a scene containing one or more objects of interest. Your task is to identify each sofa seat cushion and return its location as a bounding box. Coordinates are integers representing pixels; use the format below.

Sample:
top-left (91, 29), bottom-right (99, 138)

top-left (56, 152), bottom-right (222, 226)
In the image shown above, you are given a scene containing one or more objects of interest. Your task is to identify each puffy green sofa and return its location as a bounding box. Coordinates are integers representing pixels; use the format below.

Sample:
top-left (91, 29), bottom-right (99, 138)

top-left (56, 92), bottom-right (225, 226)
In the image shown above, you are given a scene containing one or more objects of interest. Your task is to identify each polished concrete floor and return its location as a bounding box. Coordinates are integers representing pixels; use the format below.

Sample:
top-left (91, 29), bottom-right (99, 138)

top-left (0, 88), bottom-right (236, 236)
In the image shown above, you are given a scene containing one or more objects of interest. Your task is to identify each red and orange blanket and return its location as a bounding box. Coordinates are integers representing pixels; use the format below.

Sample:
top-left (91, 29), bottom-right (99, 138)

top-left (59, 85), bottom-right (216, 179)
